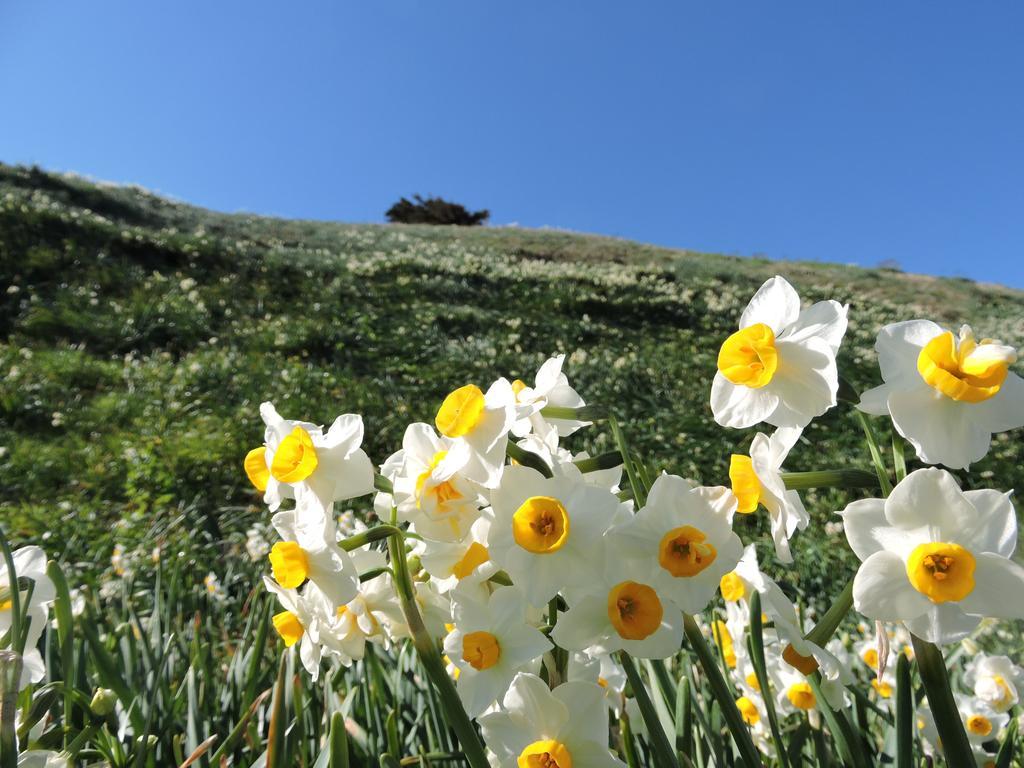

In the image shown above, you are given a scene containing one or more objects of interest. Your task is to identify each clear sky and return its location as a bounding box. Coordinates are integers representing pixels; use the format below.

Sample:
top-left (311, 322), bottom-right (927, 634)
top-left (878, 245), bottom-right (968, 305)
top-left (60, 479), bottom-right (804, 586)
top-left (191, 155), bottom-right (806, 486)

top-left (3, 2), bottom-right (1023, 287)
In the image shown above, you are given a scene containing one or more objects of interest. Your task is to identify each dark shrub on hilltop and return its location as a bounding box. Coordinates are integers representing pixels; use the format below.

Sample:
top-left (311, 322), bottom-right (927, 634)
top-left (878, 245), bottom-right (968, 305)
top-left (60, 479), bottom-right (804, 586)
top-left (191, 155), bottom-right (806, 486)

top-left (386, 194), bottom-right (489, 226)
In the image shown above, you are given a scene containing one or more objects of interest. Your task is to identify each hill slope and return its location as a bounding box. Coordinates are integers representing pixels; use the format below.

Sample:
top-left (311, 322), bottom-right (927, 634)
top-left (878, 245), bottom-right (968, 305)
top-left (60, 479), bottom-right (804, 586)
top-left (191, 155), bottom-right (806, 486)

top-left (2, 162), bottom-right (1022, 594)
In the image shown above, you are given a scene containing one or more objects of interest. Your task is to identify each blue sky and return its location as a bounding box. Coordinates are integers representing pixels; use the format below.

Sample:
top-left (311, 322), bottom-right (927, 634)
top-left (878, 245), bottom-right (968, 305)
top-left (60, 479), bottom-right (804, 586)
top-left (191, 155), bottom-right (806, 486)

top-left (3, 2), bottom-right (1023, 286)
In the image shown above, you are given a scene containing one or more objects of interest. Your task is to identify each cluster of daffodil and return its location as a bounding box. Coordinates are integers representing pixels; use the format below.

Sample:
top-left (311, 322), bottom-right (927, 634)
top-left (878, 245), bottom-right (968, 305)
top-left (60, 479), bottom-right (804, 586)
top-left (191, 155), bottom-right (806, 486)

top-left (243, 275), bottom-right (1024, 768)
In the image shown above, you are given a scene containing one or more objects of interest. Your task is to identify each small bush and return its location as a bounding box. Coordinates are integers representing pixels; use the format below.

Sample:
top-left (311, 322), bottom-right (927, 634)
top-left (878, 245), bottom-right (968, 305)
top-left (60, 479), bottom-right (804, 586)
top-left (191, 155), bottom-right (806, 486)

top-left (386, 194), bottom-right (489, 226)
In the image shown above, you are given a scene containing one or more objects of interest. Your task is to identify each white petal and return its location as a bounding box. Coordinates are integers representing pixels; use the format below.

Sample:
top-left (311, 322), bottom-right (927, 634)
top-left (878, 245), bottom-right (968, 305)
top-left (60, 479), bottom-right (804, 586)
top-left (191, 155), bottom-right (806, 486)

top-left (783, 300), bottom-right (849, 354)
top-left (974, 371), bottom-right (1024, 433)
top-left (739, 276), bottom-right (801, 334)
top-left (710, 372), bottom-right (779, 429)
top-left (766, 337), bottom-right (838, 428)
top-left (905, 603), bottom-right (980, 645)
top-left (534, 355), bottom-right (566, 395)
top-left (852, 551), bottom-right (932, 622)
top-left (840, 498), bottom-right (913, 562)
top-left (552, 681), bottom-right (610, 745)
top-left (321, 414), bottom-right (364, 454)
top-left (885, 468), bottom-right (975, 541)
top-left (873, 320), bottom-right (944, 385)
top-left (856, 384), bottom-right (891, 416)
top-left (502, 672), bottom-right (570, 733)
top-left (961, 490), bottom-right (1017, 557)
top-left (551, 596), bottom-right (616, 654)
top-left (458, 668), bottom-right (510, 718)
top-left (887, 387), bottom-right (993, 470)
top-left (957, 554), bottom-right (1024, 620)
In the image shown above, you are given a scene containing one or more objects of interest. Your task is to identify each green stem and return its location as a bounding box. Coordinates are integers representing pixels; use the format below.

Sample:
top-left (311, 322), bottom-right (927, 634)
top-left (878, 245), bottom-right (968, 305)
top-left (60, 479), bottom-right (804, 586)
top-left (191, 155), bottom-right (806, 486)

top-left (0, 652), bottom-right (21, 768)
top-left (618, 652), bottom-right (680, 768)
top-left (572, 451), bottom-right (624, 473)
top-left (682, 615), bottom-right (764, 768)
top-left (387, 533), bottom-right (490, 768)
top-left (854, 411), bottom-right (893, 496)
top-left (505, 442), bottom-right (553, 478)
top-left (780, 469), bottom-right (879, 491)
top-left (0, 527), bottom-right (23, 655)
top-left (339, 525), bottom-right (405, 552)
top-left (803, 580), bottom-right (854, 649)
top-left (910, 634), bottom-right (974, 767)
top-left (374, 473), bottom-right (394, 495)
top-left (538, 404), bottom-right (604, 422)
top-left (748, 594), bottom-right (790, 768)
top-left (609, 415), bottom-right (648, 507)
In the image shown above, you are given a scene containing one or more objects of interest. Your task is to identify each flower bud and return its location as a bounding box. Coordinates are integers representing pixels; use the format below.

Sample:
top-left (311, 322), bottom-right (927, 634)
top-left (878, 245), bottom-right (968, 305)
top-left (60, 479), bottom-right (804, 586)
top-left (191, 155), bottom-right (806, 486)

top-left (90, 687), bottom-right (117, 716)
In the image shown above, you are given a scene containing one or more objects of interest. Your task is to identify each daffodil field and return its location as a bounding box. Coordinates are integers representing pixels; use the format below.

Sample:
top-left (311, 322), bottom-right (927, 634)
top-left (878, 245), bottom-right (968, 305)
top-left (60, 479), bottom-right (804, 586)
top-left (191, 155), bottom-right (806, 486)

top-left (3, 166), bottom-right (1024, 767)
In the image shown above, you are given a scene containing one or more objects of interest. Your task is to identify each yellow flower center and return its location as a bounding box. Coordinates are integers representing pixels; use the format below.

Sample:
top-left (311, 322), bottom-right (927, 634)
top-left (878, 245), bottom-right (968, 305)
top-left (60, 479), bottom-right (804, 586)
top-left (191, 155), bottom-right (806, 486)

top-left (658, 525), bottom-right (717, 577)
top-left (451, 542), bottom-right (490, 580)
top-left (518, 740), bottom-right (573, 768)
top-left (718, 323), bottom-right (779, 388)
top-left (745, 672), bottom-right (761, 692)
top-left (462, 630), bottom-right (501, 671)
top-left (783, 644), bottom-right (820, 676)
top-left (720, 572), bottom-right (746, 602)
top-left (272, 611), bottom-right (304, 647)
top-left (871, 679), bottom-right (894, 699)
top-left (597, 676), bottom-right (609, 688)
top-left (269, 542), bottom-right (310, 589)
top-left (607, 581), bottom-right (664, 641)
top-left (270, 426), bottom-right (319, 483)
top-left (0, 598), bottom-right (11, 612)
top-left (415, 450), bottom-right (463, 509)
top-left (786, 682), bottom-right (816, 710)
top-left (966, 714), bottom-right (993, 738)
top-left (435, 384), bottom-right (486, 438)
top-left (511, 379), bottom-right (528, 400)
top-left (861, 648), bottom-right (879, 669)
top-left (244, 446), bottom-right (270, 491)
top-left (917, 331), bottom-right (1014, 403)
top-left (713, 620), bottom-right (737, 669)
top-left (906, 542), bottom-right (976, 603)
top-left (729, 455), bottom-right (762, 514)
top-left (736, 696), bottom-right (760, 725)
top-left (513, 496), bottom-right (570, 554)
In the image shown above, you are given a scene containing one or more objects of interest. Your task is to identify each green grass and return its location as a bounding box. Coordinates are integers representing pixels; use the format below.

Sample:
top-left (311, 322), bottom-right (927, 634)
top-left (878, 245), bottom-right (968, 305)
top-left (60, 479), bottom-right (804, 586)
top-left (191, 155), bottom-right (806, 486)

top-left (2, 162), bottom-right (1023, 766)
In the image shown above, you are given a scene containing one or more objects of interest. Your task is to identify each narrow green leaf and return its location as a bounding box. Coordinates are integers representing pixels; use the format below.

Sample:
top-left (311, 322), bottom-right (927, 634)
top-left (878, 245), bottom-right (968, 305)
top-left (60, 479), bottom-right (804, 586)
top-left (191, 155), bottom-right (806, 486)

top-left (895, 652), bottom-right (913, 768)
top-left (329, 710), bottom-right (351, 768)
top-left (748, 593), bottom-right (789, 768)
top-left (618, 651), bottom-right (680, 768)
top-left (910, 634), bottom-right (974, 767)
top-left (267, 651), bottom-right (290, 768)
top-left (682, 614), bottom-right (764, 768)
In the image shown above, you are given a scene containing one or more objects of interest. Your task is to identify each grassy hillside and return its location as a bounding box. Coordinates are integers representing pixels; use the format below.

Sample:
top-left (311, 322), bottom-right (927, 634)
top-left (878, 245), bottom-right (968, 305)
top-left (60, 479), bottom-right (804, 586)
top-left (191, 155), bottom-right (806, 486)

top-left (2, 161), bottom-right (1023, 600)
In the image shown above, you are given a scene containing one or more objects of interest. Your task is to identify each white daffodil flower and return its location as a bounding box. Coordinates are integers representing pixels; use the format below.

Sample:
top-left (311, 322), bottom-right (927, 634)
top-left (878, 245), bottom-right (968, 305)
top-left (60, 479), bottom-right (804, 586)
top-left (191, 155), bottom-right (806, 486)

top-left (442, 586), bottom-right (552, 718)
top-left (245, 402), bottom-right (375, 513)
top-left (711, 276), bottom-right (848, 430)
top-left (324, 549), bottom-right (405, 662)
top-left (842, 467), bottom-right (1024, 644)
top-left (728, 427), bottom-right (809, 563)
top-left (433, 378), bottom-right (517, 488)
top-left (551, 540), bottom-right (685, 660)
top-left (268, 505), bottom-right (359, 611)
top-left (858, 321), bottom-right (1024, 469)
top-left (477, 672), bottom-right (626, 768)
top-left (954, 694), bottom-right (1010, 746)
top-left (964, 653), bottom-right (1024, 713)
top-left (415, 512), bottom-right (498, 594)
top-left (384, 423), bottom-right (486, 542)
top-left (263, 576), bottom-right (330, 680)
top-left (773, 660), bottom-right (821, 717)
top-left (510, 354), bottom-right (589, 440)
top-left (608, 473), bottom-right (743, 614)
top-left (0, 546), bottom-right (55, 690)
top-left (489, 464), bottom-right (620, 607)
